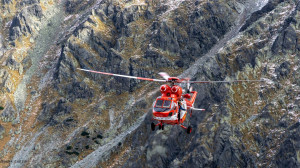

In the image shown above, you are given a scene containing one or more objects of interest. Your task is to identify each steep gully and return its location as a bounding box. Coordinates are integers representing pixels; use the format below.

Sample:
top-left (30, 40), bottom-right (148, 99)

top-left (8, 0), bottom-right (108, 167)
top-left (181, 0), bottom-right (269, 79)
top-left (71, 0), bottom-right (270, 167)
top-left (9, 1), bottom-right (67, 167)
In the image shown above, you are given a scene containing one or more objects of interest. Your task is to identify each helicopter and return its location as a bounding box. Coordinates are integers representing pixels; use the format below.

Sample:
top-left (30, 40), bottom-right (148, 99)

top-left (77, 68), bottom-right (263, 134)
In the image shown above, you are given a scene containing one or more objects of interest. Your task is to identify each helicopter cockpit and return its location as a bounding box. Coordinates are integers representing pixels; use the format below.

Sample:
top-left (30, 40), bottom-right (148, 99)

top-left (153, 98), bottom-right (176, 112)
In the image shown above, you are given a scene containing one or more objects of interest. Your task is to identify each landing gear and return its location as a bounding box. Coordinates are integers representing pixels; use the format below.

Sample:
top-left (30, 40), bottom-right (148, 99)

top-left (180, 125), bottom-right (192, 134)
top-left (151, 122), bottom-right (155, 131)
top-left (187, 126), bottom-right (192, 134)
top-left (151, 122), bottom-right (164, 131)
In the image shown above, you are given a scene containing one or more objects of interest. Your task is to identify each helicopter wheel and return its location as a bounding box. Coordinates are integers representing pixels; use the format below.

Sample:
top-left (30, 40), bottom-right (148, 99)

top-left (151, 122), bottom-right (155, 131)
top-left (158, 125), bottom-right (162, 130)
top-left (187, 126), bottom-right (192, 134)
top-left (161, 124), bottom-right (164, 130)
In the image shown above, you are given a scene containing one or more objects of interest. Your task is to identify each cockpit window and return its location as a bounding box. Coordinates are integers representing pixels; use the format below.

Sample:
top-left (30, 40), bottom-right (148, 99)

top-left (154, 99), bottom-right (173, 112)
top-left (155, 100), bottom-right (163, 107)
top-left (163, 100), bottom-right (171, 108)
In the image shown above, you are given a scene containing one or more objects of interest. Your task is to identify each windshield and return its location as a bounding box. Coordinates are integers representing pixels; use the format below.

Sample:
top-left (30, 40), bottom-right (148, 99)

top-left (163, 100), bottom-right (171, 108)
top-left (154, 100), bottom-right (172, 112)
top-left (155, 100), bottom-right (163, 107)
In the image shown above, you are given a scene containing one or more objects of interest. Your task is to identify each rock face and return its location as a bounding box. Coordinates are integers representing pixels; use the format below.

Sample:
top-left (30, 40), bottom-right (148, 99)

top-left (0, 124), bottom-right (5, 137)
top-left (0, 0), bottom-right (299, 167)
top-left (9, 3), bottom-right (43, 42)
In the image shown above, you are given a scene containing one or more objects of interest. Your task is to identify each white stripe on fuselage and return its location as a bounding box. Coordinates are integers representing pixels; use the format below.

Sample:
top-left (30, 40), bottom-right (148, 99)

top-left (153, 110), bottom-right (186, 121)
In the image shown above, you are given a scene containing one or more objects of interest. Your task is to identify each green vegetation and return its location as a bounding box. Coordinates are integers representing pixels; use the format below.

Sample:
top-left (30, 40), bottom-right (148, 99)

top-left (65, 151), bottom-right (80, 156)
top-left (0, 106), bottom-right (4, 110)
top-left (66, 146), bottom-right (72, 150)
top-left (81, 131), bottom-right (89, 136)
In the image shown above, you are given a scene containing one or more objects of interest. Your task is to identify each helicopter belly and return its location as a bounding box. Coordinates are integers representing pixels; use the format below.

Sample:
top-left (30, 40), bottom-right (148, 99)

top-left (153, 110), bottom-right (187, 125)
top-left (153, 115), bottom-right (177, 121)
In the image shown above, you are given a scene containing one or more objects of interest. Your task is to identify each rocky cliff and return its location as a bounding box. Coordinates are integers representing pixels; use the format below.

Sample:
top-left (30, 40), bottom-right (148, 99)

top-left (0, 0), bottom-right (299, 167)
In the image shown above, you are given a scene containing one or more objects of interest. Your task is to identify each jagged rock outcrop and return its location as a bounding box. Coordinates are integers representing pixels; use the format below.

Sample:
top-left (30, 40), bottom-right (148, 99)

top-left (1, 100), bottom-right (16, 122)
top-left (65, 0), bottom-right (97, 14)
top-left (9, 2), bottom-right (43, 43)
top-left (0, 124), bottom-right (5, 138)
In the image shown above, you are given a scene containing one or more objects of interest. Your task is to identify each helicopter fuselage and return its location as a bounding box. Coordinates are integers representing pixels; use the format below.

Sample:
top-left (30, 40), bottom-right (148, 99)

top-left (152, 84), bottom-right (197, 125)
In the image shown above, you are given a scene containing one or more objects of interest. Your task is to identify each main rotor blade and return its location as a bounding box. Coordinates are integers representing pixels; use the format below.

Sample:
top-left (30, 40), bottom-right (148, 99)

top-left (188, 79), bottom-right (265, 83)
top-left (158, 72), bottom-right (170, 80)
top-left (77, 68), bottom-right (166, 82)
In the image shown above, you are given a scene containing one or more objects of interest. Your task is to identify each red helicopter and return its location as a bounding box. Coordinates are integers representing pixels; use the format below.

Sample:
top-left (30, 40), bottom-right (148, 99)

top-left (77, 68), bottom-right (263, 134)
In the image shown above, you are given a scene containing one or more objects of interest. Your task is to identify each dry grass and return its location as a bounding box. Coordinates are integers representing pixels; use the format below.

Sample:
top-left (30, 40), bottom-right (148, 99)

top-left (0, 121), bottom-right (18, 168)
top-left (70, 36), bottom-right (101, 59)
top-left (40, 0), bottom-right (55, 11)
top-left (87, 15), bottom-right (114, 39)
top-left (13, 35), bottom-right (32, 62)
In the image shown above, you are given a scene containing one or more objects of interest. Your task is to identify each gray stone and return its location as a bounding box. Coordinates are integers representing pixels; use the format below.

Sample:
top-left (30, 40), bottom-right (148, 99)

top-left (65, 0), bottom-right (97, 14)
top-left (275, 140), bottom-right (299, 168)
top-left (0, 124), bottom-right (5, 136)
top-left (275, 61), bottom-right (291, 79)
top-left (1, 101), bottom-right (16, 121)
top-left (240, 0), bottom-right (284, 32)
top-left (272, 26), bottom-right (298, 54)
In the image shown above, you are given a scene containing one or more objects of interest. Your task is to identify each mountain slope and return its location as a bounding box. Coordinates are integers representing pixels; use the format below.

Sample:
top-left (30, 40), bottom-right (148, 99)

top-left (0, 0), bottom-right (299, 167)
